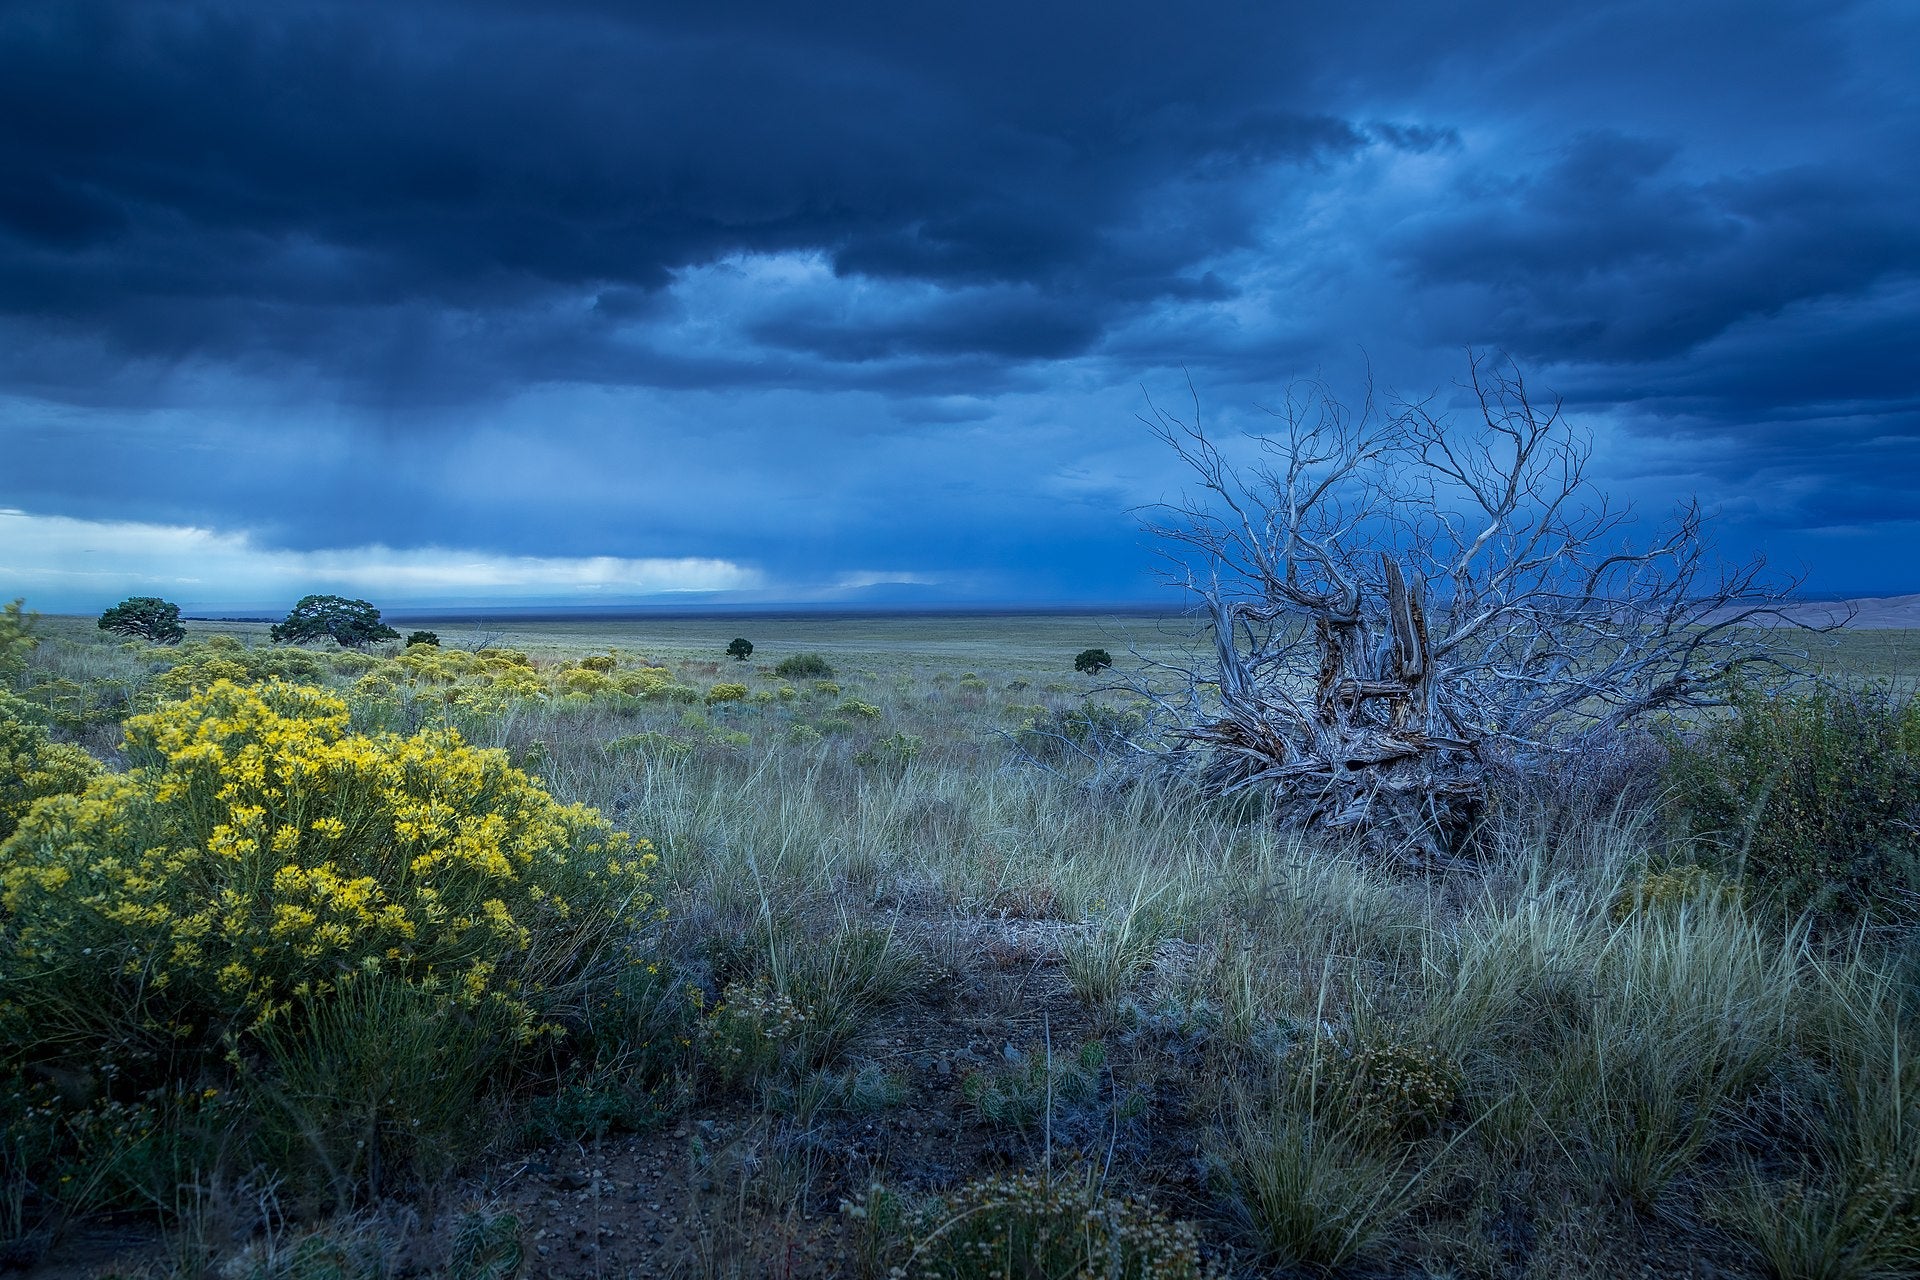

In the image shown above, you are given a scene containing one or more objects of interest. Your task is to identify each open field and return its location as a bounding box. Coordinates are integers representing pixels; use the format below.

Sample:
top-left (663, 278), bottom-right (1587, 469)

top-left (4, 609), bottom-right (1919, 1279)
top-left (31, 607), bottom-right (1920, 683)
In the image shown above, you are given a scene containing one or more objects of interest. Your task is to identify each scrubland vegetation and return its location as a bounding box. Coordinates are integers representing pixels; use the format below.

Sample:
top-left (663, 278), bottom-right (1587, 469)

top-left (2, 601), bottom-right (1918, 1279)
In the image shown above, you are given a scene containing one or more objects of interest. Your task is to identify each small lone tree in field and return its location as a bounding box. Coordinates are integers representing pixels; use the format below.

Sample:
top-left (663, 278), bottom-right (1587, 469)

top-left (1075, 648), bottom-right (1114, 675)
top-left (406, 630), bottom-right (440, 647)
top-left (271, 595), bottom-right (401, 648)
top-left (727, 637), bottom-right (754, 661)
top-left (97, 597), bottom-right (185, 645)
top-left (1139, 353), bottom-right (1827, 863)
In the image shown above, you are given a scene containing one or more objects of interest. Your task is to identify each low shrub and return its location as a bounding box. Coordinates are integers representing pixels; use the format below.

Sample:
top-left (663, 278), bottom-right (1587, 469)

top-left (846, 1167), bottom-right (1213, 1280)
top-left (147, 638), bottom-right (331, 702)
top-left (1016, 701), bottom-right (1148, 762)
top-left (556, 667), bottom-right (613, 697)
top-left (854, 732), bottom-right (922, 773)
top-left (705, 682), bottom-right (749, 705)
top-left (605, 731), bottom-right (694, 762)
top-left (1611, 863), bottom-right (1744, 921)
top-left (1665, 683), bottom-right (1920, 924)
top-left (775, 653), bottom-right (836, 679)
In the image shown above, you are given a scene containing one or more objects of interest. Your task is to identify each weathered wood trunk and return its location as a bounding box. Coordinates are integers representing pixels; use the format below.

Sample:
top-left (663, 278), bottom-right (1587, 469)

top-left (1190, 554), bottom-right (1482, 863)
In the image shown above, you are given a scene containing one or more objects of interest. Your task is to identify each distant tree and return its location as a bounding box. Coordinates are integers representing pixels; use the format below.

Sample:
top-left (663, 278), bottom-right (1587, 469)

top-left (727, 637), bottom-right (754, 661)
top-left (406, 631), bottom-right (440, 648)
top-left (1074, 648), bottom-right (1114, 675)
top-left (98, 597), bottom-right (186, 645)
top-left (774, 653), bottom-right (835, 679)
top-left (270, 595), bottom-right (401, 648)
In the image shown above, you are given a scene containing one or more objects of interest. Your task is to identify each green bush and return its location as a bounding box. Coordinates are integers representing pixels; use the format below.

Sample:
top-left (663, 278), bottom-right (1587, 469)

top-left (705, 682), bottom-right (749, 705)
top-left (1074, 647), bottom-right (1113, 675)
top-left (726, 637), bottom-right (753, 661)
top-left (1611, 864), bottom-right (1744, 921)
top-left (405, 630), bottom-right (439, 648)
top-left (775, 653), bottom-right (835, 679)
top-left (1665, 684), bottom-right (1920, 924)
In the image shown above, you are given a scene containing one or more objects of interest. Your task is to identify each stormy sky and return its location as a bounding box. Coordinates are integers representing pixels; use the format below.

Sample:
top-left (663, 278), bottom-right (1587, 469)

top-left (2, 0), bottom-right (1916, 612)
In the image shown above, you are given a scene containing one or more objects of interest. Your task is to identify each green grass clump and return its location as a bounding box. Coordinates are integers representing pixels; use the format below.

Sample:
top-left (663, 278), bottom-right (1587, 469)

top-left (698, 918), bottom-right (927, 1094)
top-left (962, 1040), bottom-right (1106, 1133)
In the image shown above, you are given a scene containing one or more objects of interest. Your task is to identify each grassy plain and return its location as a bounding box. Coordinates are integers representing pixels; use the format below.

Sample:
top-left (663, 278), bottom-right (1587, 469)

top-left (6, 610), bottom-right (1920, 1279)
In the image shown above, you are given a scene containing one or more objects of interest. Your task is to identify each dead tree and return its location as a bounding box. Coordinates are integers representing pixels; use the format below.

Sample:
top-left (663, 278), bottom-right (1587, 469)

top-left (1139, 353), bottom-right (1832, 863)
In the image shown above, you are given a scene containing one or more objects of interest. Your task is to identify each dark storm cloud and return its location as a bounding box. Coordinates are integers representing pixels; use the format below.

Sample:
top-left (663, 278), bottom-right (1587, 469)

top-left (0, 0), bottom-right (1368, 397)
top-left (1391, 132), bottom-right (1920, 364)
top-left (2, 0), bottom-right (1917, 603)
top-left (748, 288), bottom-right (1104, 363)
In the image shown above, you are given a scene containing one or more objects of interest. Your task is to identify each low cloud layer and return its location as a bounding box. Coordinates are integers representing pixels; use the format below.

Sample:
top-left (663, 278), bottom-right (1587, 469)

top-left (0, 509), bottom-right (761, 612)
top-left (3, 1), bottom-right (1915, 607)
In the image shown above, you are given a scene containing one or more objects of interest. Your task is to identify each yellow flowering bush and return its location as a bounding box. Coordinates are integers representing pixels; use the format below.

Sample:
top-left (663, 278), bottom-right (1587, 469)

top-left (345, 645), bottom-right (681, 718)
top-left (0, 693), bottom-right (100, 843)
top-left (0, 679), bottom-right (655, 1052)
top-left (145, 636), bottom-right (331, 702)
